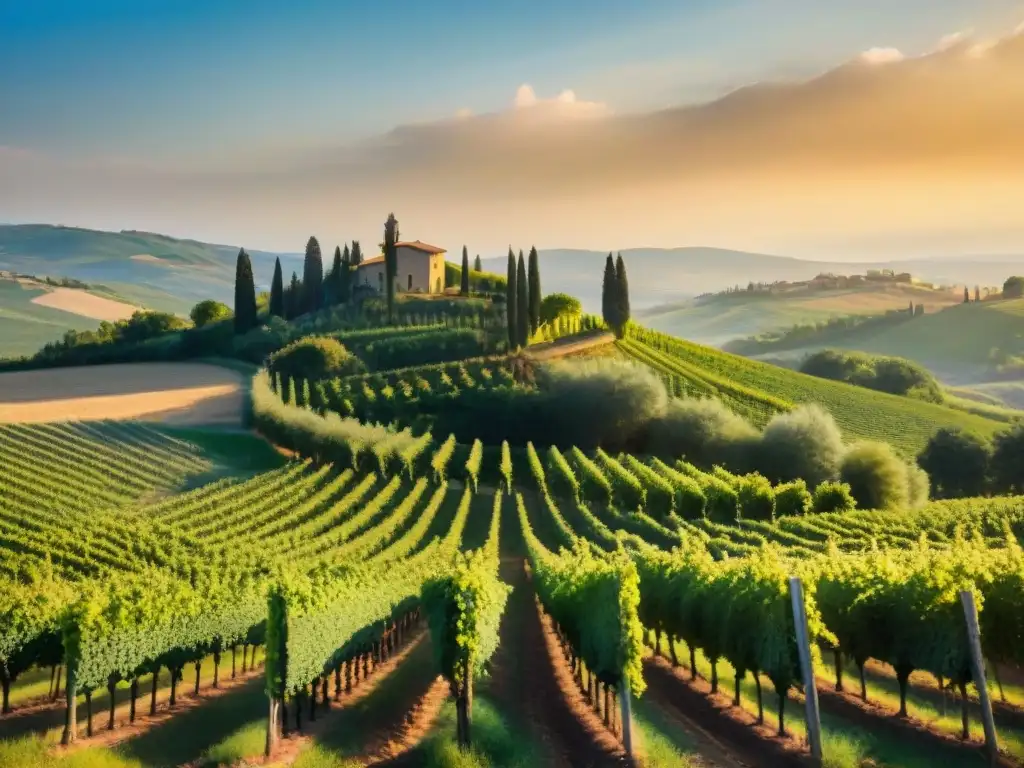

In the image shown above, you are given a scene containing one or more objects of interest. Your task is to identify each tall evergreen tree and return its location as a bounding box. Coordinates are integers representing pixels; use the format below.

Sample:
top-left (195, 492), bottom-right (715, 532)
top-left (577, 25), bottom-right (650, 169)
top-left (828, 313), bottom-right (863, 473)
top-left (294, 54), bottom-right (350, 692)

top-left (350, 241), bottom-right (362, 266)
top-left (516, 250), bottom-right (529, 347)
top-left (614, 253), bottom-right (631, 338)
top-left (330, 246), bottom-right (343, 305)
top-left (474, 254), bottom-right (482, 272)
top-left (460, 245), bottom-right (470, 295)
top-left (269, 257), bottom-right (284, 318)
top-left (527, 245), bottom-right (541, 335)
top-left (338, 252), bottom-right (351, 304)
top-left (233, 248), bottom-right (257, 334)
top-left (601, 252), bottom-right (617, 330)
top-left (302, 236), bottom-right (324, 314)
top-left (964, 286), bottom-right (970, 304)
top-left (975, 285), bottom-right (981, 303)
top-left (285, 272), bottom-right (301, 320)
top-left (383, 213), bottom-right (399, 323)
top-left (506, 248), bottom-right (517, 347)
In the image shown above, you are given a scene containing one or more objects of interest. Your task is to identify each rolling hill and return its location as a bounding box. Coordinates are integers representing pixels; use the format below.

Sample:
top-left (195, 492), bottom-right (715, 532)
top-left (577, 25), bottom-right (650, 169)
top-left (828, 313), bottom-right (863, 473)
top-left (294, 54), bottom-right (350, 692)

top-left (638, 280), bottom-right (962, 347)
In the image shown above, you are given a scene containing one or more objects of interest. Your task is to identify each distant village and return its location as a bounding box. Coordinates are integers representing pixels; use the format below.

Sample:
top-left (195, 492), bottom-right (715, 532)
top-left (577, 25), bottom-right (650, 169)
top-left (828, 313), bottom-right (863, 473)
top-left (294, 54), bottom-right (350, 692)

top-left (695, 269), bottom-right (1003, 302)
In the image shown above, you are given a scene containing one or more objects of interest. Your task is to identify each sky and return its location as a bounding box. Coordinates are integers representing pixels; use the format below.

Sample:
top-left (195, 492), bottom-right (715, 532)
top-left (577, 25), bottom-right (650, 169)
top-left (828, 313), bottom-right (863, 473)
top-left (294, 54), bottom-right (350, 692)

top-left (2, 0), bottom-right (1024, 258)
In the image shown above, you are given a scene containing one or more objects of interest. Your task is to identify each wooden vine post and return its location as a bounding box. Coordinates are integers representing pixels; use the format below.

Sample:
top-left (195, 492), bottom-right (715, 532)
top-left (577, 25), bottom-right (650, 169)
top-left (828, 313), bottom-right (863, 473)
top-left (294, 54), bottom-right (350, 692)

top-left (618, 679), bottom-right (634, 756)
top-left (789, 577), bottom-right (823, 764)
top-left (960, 590), bottom-right (998, 766)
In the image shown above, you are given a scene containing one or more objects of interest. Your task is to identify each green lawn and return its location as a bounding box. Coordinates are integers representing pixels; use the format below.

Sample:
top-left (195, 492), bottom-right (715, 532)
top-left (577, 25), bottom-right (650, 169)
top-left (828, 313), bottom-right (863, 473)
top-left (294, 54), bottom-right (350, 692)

top-left (0, 281), bottom-right (103, 357)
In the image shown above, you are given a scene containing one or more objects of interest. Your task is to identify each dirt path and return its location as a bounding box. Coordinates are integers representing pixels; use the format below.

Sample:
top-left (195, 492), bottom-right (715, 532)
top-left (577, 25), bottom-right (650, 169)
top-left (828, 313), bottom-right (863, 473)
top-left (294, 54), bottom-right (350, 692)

top-left (642, 655), bottom-right (809, 768)
top-left (261, 632), bottom-right (447, 766)
top-left (528, 331), bottom-right (615, 361)
top-left (485, 551), bottom-right (628, 768)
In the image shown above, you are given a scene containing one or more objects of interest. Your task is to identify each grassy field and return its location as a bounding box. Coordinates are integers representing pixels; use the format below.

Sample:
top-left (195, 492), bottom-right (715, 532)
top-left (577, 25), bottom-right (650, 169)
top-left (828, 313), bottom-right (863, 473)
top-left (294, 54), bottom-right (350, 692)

top-left (623, 327), bottom-right (1008, 455)
top-left (639, 283), bottom-right (961, 347)
top-left (0, 281), bottom-right (109, 357)
top-left (746, 298), bottom-right (1024, 384)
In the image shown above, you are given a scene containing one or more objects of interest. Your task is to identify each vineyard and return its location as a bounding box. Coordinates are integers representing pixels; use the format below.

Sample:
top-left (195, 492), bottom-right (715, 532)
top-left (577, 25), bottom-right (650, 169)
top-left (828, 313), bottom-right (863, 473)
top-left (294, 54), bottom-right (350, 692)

top-left (3, 331), bottom-right (1024, 768)
top-left (620, 327), bottom-right (1007, 455)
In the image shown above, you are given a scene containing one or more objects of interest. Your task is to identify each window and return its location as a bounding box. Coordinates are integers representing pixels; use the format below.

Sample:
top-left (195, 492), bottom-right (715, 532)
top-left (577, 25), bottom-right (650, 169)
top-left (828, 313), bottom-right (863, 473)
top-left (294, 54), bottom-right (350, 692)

top-left (408, 274), bottom-right (413, 290)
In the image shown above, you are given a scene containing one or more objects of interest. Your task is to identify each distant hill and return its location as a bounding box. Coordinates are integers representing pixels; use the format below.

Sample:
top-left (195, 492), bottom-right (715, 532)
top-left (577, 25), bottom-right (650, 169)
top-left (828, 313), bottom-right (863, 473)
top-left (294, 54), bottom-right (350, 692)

top-left (481, 247), bottom-right (1024, 314)
top-left (641, 278), bottom-right (963, 347)
top-left (0, 224), bottom-right (300, 314)
top-left (754, 298), bottom-right (1024, 386)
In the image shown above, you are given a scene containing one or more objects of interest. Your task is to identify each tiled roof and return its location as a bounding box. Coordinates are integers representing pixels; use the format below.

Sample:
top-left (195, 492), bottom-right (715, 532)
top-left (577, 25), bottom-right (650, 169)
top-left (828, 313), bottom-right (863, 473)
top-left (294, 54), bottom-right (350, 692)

top-left (397, 240), bottom-right (446, 254)
top-left (355, 256), bottom-right (385, 267)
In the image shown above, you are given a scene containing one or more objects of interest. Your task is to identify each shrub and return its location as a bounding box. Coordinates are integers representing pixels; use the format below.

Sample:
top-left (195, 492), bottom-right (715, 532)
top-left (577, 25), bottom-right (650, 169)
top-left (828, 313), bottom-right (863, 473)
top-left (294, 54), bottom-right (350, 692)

top-left (812, 481), bottom-right (857, 513)
top-left (800, 349), bottom-right (943, 402)
top-left (906, 462), bottom-right (930, 509)
top-left (754, 405), bottom-right (844, 487)
top-left (735, 473), bottom-right (775, 521)
top-left (267, 336), bottom-right (363, 382)
top-left (359, 329), bottom-right (491, 370)
top-left (990, 423), bottom-right (1024, 494)
top-left (774, 479), bottom-right (812, 517)
top-left (539, 293), bottom-right (582, 323)
top-left (839, 441), bottom-right (912, 510)
top-left (190, 299), bottom-right (233, 328)
top-left (917, 427), bottom-right (991, 498)
top-left (646, 397), bottom-right (759, 469)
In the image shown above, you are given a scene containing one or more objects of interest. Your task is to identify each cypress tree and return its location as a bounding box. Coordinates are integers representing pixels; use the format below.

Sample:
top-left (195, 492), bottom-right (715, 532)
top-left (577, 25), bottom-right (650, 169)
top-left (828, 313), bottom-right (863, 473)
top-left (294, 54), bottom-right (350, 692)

top-left (302, 236), bottom-right (324, 314)
top-left (614, 253), bottom-right (631, 338)
top-left (506, 248), bottom-right (517, 347)
top-left (350, 241), bottom-right (362, 266)
top-left (339, 252), bottom-right (351, 304)
top-left (527, 245), bottom-right (541, 335)
top-left (328, 246), bottom-right (342, 305)
top-left (474, 254), bottom-right (482, 272)
top-left (286, 272), bottom-right (301, 320)
top-left (233, 248), bottom-right (257, 334)
top-left (516, 250), bottom-right (529, 347)
top-left (269, 257), bottom-right (285, 318)
top-left (460, 246), bottom-right (470, 296)
top-left (601, 252), bottom-right (617, 330)
top-left (383, 213), bottom-right (399, 323)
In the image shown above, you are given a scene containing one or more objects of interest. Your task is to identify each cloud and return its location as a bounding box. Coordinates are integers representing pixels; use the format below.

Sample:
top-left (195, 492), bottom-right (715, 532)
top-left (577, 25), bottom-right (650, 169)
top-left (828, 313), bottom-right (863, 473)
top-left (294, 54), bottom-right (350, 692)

top-left (4, 24), bottom-right (1024, 255)
top-left (935, 30), bottom-right (971, 52)
top-left (858, 47), bottom-right (905, 65)
top-left (454, 107), bottom-right (473, 119)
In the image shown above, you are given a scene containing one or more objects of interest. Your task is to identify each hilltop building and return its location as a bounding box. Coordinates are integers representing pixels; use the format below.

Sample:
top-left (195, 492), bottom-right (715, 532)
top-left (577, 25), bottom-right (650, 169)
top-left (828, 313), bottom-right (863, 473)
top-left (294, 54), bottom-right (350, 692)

top-left (355, 240), bottom-right (447, 294)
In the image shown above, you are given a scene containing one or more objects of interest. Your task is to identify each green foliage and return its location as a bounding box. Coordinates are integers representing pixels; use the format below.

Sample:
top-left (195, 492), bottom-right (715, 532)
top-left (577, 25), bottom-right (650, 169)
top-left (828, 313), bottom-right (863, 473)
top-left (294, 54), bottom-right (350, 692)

top-left (991, 423), bottom-right (1024, 494)
top-left (460, 246), bottom-right (470, 296)
top-left (1003, 275), bottom-right (1024, 299)
top-left (234, 249), bottom-right (258, 334)
top-left (505, 249), bottom-right (517, 348)
top-left (358, 329), bottom-right (492, 371)
top-left (539, 292), bottom-right (580, 324)
top-left (527, 246), bottom-right (541, 335)
top-left (601, 254), bottom-right (617, 334)
top-left (189, 299), bottom-right (232, 328)
top-left (499, 441), bottom-right (513, 492)
top-left (268, 336), bottom-right (363, 382)
top-left (756, 406), bottom-right (844, 487)
top-left (515, 251), bottom-right (529, 349)
top-left (917, 427), bottom-right (991, 498)
top-left (302, 236), bottom-right (324, 315)
top-left (269, 257), bottom-right (285, 318)
top-left (614, 253), bottom-right (630, 337)
top-left (840, 442), bottom-right (922, 511)
top-left (811, 481), bottom-right (857, 513)
top-left (735, 473), bottom-right (775, 521)
top-left (800, 349), bottom-right (944, 403)
top-left (774, 479), bottom-right (813, 517)
top-left (383, 214), bottom-right (399, 323)
top-left (517, 493), bottom-right (645, 695)
top-left (645, 396), bottom-right (759, 470)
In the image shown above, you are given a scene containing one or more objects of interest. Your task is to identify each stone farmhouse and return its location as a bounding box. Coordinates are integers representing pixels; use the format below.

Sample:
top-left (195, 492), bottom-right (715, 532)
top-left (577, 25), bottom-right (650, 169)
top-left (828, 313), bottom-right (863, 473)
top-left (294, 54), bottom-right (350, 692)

top-left (354, 240), bottom-right (447, 295)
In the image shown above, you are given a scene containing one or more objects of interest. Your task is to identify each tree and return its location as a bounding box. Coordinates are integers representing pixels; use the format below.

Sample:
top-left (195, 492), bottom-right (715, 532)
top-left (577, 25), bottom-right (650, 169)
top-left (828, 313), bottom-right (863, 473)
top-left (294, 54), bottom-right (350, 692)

top-left (190, 300), bottom-right (232, 328)
top-left (1003, 276), bottom-right (1024, 299)
top-left (285, 272), bottom-right (301, 320)
top-left (460, 246), bottom-right (470, 296)
top-left (302, 236), bottom-right (324, 315)
top-left (233, 248), bottom-right (258, 334)
top-left (917, 428), bottom-right (991, 498)
top-left (907, 301), bottom-right (913, 316)
top-left (614, 252), bottom-right (631, 337)
top-left (506, 248), bottom-right (517, 347)
top-left (963, 286), bottom-right (970, 304)
top-left (268, 336), bottom-right (364, 381)
top-left (338, 251), bottom-right (351, 304)
top-left (383, 214), bottom-right (399, 322)
top-left (601, 253), bottom-right (617, 331)
top-left (329, 246), bottom-right (343, 305)
top-left (516, 250), bottom-right (529, 347)
top-left (350, 241), bottom-right (363, 266)
top-left (991, 424), bottom-right (1024, 493)
top-left (473, 254), bottom-right (482, 272)
top-left (975, 285), bottom-right (981, 303)
top-left (269, 257), bottom-right (285, 318)
top-left (540, 293), bottom-right (582, 323)
top-left (527, 246), bottom-right (541, 335)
